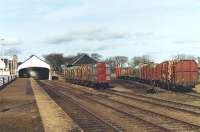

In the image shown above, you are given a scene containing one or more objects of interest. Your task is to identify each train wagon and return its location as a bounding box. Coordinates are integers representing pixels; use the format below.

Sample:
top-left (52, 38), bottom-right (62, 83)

top-left (141, 64), bottom-right (148, 81)
top-left (149, 64), bottom-right (157, 84)
top-left (154, 64), bottom-right (162, 84)
top-left (115, 60), bottom-right (198, 91)
top-left (174, 60), bottom-right (198, 87)
top-left (139, 64), bottom-right (157, 84)
top-left (115, 67), bottom-right (134, 79)
top-left (159, 60), bottom-right (198, 90)
top-left (64, 63), bottom-right (111, 88)
top-left (115, 67), bottom-right (122, 78)
top-left (133, 65), bottom-right (142, 81)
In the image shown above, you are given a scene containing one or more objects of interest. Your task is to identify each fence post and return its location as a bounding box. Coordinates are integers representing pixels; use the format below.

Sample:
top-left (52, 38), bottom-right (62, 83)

top-left (3, 77), bottom-right (5, 86)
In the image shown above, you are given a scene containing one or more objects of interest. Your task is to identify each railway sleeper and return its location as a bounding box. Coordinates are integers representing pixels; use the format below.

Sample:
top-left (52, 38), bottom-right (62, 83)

top-left (45, 80), bottom-right (200, 130)
top-left (41, 81), bottom-right (199, 129)
top-left (85, 94), bottom-right (200, 131)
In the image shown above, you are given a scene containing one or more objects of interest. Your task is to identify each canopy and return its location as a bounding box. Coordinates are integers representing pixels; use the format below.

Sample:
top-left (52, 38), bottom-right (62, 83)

top-left (17, 55), bottom-right (51, 71)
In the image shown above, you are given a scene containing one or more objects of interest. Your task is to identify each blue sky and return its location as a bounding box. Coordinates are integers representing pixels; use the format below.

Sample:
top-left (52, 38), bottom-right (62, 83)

top-left (0, 0), bottom-right (200, 62)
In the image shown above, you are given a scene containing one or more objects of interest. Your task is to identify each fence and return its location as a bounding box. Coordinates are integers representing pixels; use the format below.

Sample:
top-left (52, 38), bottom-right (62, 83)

top-left (0, 75), bottom-right (17, 90)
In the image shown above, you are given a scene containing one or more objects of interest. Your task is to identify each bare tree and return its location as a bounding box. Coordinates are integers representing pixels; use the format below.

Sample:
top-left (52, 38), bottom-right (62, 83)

top-left (44, 53), bottom-right (65, 71)
top-left (130, 55), bottom-right (153, 67)
top-left (172, 54), bottom-right (196, 61)
top-left (105, 56), bottom-right (128, 70)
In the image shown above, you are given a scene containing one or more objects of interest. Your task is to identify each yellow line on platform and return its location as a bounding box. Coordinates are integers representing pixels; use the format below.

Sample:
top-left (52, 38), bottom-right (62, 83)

top-left (30, 79), bottom-right (83, 132)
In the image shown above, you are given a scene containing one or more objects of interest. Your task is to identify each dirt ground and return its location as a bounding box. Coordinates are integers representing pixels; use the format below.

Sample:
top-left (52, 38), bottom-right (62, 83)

top-left (0, 78), bottom-right (44, 132)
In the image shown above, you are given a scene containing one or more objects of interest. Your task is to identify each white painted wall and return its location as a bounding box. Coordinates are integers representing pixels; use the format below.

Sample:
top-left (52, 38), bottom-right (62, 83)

top-left (18, 55), bottom-right (51, 80)
top-left (0, 59), bottom-right (5, 69)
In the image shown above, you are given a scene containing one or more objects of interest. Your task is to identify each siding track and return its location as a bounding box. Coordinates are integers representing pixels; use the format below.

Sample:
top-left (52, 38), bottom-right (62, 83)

top-left (40, 80), bottom-right (200, 132)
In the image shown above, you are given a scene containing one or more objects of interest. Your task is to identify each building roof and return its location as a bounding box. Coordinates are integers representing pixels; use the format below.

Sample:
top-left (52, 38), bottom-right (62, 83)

top-left (65, 54), bottom-right (98, 67)
top-left (17, 55), bottom-right (51, 71)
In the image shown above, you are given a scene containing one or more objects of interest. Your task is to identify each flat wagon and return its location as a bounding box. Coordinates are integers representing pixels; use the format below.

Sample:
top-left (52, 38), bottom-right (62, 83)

top-left (115, 60), bottom-right (198, 91)
top-left (64, 63), bottom-right (111, 88)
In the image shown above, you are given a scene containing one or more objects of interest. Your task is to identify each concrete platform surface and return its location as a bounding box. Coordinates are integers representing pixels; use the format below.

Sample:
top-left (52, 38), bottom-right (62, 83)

top-left (31, 79), bottom-right (83, 132)
top-left (0, 78), bottom-right (44, 132)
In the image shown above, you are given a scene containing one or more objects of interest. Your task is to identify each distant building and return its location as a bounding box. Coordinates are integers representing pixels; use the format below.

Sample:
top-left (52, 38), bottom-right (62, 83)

top-left (0, 55), bottom-right (18, 76)
top-left (0, 59), bottom-right (5, 69)
top-left (10, 55), bottom-right (18, 75)
top-left (65, 54), bottom-right (98, 67)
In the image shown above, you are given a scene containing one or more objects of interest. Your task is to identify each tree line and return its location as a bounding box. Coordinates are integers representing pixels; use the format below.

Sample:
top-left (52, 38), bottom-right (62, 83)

top-left (44, 53), bottom-right (200, 71)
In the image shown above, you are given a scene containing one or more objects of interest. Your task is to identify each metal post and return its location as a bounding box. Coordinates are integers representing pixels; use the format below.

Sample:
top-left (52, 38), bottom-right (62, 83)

top-left (3, 77), bottom-right (5, 86)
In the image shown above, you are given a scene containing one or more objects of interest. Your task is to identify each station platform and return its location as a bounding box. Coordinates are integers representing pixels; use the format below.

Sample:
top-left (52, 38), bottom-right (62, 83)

top-left (0, 78), bottom-right (83, 132)
top-left (0, 78), bottom-right (44, 132)
top-left (31, 79), bottom-right (83, 132)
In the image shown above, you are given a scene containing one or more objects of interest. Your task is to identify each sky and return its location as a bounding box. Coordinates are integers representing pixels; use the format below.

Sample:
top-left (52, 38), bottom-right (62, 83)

top-left (0, 0), bottom-right (200, 62)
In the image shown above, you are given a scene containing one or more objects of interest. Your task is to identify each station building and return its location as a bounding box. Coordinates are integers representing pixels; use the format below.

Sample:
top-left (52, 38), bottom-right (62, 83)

top-left (65, 54), bottom-right (98, 67)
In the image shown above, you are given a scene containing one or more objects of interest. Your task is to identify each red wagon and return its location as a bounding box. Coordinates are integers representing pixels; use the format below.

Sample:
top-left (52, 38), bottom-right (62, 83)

top-left (64, 63), bottom-right (111, 88)
top-left (114, 59), bottom-right (198, 91)
top-left (159, 60), bottom-right (198, 90)
top-left (173, 60), bottom-right (198, 88)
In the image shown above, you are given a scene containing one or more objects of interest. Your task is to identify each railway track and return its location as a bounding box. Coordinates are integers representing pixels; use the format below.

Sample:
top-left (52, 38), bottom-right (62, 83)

top-left (51, 80), bottom-right (200, 115)
top-left (37, 81), bottom-right (123, 132)
top-left (185, 92), bottom-right (200, 98)
top-left (42, 81), bottom-right (200, 131)
top-left (106, 89), bottom-right (200, 114)
top-left (115, 79), bottom-right (200, 99)
top-left (39, 81), bottom-right (171, 132)
top-left (111, 79), bottom-right (154, 92)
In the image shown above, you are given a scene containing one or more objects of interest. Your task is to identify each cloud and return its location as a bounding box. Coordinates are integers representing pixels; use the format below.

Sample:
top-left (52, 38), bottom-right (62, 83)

top-left (4, 48), bottom-right (22, 56)
top-left (134, 32), bottom-right (154, 37)
top-left (174, 40), bottom-right (200, 44)
top-left (45, 27), bottom-right (130, 44)
top-left (45, 37), bottom-right (74, 44)
top-left (78, 40), bottom-right (129, 52)
top-left (0, 38), bottom-right (22, 46)
top-left (43, 1), bottom-right (124, 22)
top-left (82, 44), bottom-right (115, 52)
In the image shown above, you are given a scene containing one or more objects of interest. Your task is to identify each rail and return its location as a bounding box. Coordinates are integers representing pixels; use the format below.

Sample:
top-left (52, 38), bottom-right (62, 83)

top-left (45, 81), bottom-right (200, 131)
top-left (0, 75), bottom-right (17, 90)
